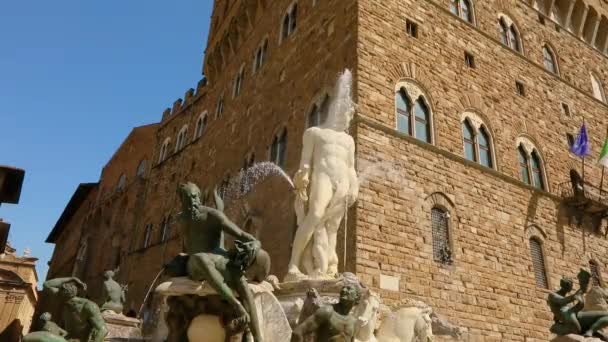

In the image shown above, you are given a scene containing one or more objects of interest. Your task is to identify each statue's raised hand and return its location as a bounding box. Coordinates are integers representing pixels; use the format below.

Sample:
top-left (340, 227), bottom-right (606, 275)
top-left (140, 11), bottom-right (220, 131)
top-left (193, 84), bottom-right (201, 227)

top-left (72, 278), bottom-right (87, 291)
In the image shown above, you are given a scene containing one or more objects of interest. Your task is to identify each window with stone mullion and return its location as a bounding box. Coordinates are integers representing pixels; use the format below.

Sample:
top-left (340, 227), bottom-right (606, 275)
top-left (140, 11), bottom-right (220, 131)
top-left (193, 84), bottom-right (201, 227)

top-left (396, 90), bottom-right (412, 136)
top-left (463, 121), bottom-right (477, 162)
top-left (450, 0), bottom-right (472, 23)
top-left (290, 4), bottom-right (298, 33)
top-left (543, 46), bottom-right (557, 74)
top-left (518, 146), bottom-right (531, 185)
top-left (308, 104), bottom-right (321, 128)
top-left (531, 151), bottom-right (544, 190)
top-left (478, 127), bottom-right (492, 167)
top-left (414, 99), bottom-right (431, 143)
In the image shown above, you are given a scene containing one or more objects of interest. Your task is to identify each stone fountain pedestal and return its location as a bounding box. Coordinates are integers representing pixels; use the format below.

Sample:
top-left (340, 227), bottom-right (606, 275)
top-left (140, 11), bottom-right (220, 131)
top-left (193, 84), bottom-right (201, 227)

top-left (101, 311), bottom-right (142, 341)
top-left (154, 277), bottom-right (291, 342)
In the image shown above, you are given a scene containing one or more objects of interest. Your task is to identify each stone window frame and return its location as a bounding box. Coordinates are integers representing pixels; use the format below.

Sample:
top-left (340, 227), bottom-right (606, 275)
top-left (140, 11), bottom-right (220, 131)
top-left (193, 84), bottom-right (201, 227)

top-left (590, 72), bottom-right (607, 103)
top-left (394, 79), bottom-right (435, 145)
top-left (542, 43), bottom-right (560, 75)
top-left (516, 136), bottom-right (549, 191)
top-left (136, 159), bottom-right (147, 178)
top-left (233, 64), bottom-right (246, 98)
top-left (525, 224), bottom-right (551, 289)
top-left (116, 174), bottom-right (126, 192)
top-left (460, 112), bottom-right (497, 169)
top-left (270, 126), bottom-right (288, 168)
top-left (497, 14), bottom-right (524, 54)
top-left (194, 111), bottom-right (208, 141)
top-left (158, 137), bottom-right (171, 163)
top-left (423, 192), bottom-right (458, 266)
top-left (307, 92), bottom-right (331, 128)
top-left (216, 95), bottom-right (225, 119)
top-left (175, 124), bottom-right (189, 152)
top-left (449, 0), bottom-right (475, 25)
top-left (142, 223), bottom-right (153, 249)
top-left (160, 215), bottom-right (172, 243)
top-left (253, 37), bottom-right (269, 74)
top-left (280, 1), bottom-right (298, 44)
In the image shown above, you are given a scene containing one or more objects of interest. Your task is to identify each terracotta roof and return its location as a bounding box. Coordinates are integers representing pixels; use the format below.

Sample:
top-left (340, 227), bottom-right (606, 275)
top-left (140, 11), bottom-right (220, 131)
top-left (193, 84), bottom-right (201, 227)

top-left (0, 165), bottom-right (25, 204)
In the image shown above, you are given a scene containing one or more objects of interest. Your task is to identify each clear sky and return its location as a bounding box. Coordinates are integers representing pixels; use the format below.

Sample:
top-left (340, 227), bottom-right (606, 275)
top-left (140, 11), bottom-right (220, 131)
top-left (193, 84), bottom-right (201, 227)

top-left (0, 0), bottom-right (213, 283)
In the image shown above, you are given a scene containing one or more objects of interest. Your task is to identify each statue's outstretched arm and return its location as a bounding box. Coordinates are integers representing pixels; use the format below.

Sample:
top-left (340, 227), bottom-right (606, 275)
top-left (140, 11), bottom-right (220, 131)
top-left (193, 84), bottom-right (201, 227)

top-left (210, 208), bottom-right (255, 242)
top-left (550, 291), bottom-right (582, 306)
top-left (43, 277), bottom-right (85, 294)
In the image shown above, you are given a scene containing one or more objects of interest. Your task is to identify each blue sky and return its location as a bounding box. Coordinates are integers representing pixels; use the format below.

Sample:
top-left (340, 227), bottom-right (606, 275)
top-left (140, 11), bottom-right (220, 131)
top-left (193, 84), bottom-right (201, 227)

top-left (0, 0), bottom-right (213, 283)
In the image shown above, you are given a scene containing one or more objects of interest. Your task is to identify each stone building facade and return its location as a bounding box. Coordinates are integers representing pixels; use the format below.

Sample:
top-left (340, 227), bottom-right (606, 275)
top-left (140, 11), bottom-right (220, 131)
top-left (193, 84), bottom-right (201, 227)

top-left (0, 244), bottom-right (38, 341)
top-left (42, 0), bottom-right (608, 340)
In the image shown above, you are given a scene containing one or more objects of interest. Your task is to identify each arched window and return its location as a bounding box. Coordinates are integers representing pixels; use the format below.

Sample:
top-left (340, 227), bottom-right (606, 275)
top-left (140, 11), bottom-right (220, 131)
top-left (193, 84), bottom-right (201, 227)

top-left (461, 116), bottom-right (494, 168)
top-left (590, 260), bottom-right (602, 286)
top-left (216, 96), bottom-right (224, 118)
top-left (450, 0), bottom-right (473, 23)
top-left (518, 146), bottom-right (531, 185)
top-left (159, 138), bottom-right (171, 163)
top-left (543, 45), bottom-right (558, 74)
top-left (233, 66), bottom-right (245, 97)
top-left (478, 127), bottom-right (492, 167)
top-left (463, 120), bottom-right (476, 162)
top-left (591, 73), bottom-right (606, 102)
top-left (518, 144), bottom-right (546, 190)
top-left (498, 17), bottom-right (521, 52)
top-left (308, 104), bottom-right (321, 128)
top-left (529, 237), bottom-right (548, 288)
top-left (175, 125), bottom-right (188, 152)
top-left (414, 99), bottom-right (431, 143)
top-left (308, 95), bottom-right (329, 128)
top-left (136, 160), bottom-right (146, 178)
top-left (396, 89), bottom-right (412, 135)
top-left (254, 39), bottom-right (268, 72)
top-left (117, 174), bottom-right (126, 191)
top-left (395, 84), bottom-right (432, 144)
top-left (530, 151), bottom-right (545, 190)
top-left (270, 128), bottom-right (288, 167)
top-left (431, 207), bottom-right (452, 264)
top-left (143, 224), bottom-right (153, 249)
top-left (194, 112), bottom-right (208, 140)
top-left (160, 216), bottom-right (171, 243)
top-left (281, 3), bottom-right (298, 41)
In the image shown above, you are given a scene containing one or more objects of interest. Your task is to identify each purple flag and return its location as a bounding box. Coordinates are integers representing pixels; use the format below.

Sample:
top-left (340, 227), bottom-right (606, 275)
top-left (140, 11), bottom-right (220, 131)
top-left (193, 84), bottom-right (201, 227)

top-left (571, 123), bottom-right (590, 157)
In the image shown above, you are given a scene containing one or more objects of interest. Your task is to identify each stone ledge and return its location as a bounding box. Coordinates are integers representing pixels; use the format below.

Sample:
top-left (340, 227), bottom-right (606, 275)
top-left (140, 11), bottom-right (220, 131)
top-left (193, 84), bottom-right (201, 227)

top-left (551, 335), bottom-right (604, 342)
top-left (155, 277), bottom-right (275, 297)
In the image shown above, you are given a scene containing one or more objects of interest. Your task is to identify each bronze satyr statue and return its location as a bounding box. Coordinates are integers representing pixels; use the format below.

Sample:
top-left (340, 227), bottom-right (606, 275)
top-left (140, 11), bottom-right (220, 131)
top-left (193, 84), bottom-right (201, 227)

top-left (548, 269), bottom-right (608, 339)
top-left (23, 277), bottom-right (107, 342)
top-left (100, 270), bottom-right (126, 314)
top-left (291, 285), bottom-right (361, 342)
top-left (172, 182), bottom-right (267, 342)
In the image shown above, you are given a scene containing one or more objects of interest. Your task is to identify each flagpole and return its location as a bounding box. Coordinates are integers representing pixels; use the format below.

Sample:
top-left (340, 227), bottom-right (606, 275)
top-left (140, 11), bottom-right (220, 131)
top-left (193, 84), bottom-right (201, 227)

top-left (582, 118), bottom-right (586, 195)
top-left (601, 126), bottom-right (608, 197)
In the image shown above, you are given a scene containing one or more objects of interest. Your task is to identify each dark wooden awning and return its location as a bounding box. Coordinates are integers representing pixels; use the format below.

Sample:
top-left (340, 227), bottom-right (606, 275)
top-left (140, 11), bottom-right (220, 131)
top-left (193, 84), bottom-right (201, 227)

top-left (0, 165), bottom-right (25, 204)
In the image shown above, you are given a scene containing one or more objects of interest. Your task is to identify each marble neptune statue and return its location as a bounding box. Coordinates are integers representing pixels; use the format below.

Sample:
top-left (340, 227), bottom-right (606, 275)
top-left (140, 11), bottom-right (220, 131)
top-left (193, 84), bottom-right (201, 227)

top-left (286, 69), bottom-right (359, 280)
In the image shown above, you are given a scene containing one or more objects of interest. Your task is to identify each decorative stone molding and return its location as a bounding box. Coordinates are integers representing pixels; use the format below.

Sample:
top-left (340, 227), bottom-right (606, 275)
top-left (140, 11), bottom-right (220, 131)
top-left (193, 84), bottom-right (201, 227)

top-left (460, 112), bottom-right (485, 130)
top-left (525, 224), bottom-right (547, 240)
